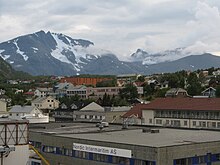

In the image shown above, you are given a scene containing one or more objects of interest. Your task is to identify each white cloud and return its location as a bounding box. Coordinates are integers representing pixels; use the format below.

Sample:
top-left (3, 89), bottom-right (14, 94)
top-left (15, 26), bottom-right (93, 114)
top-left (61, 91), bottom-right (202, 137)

top-left (1, 0), bottom-right (220, 60)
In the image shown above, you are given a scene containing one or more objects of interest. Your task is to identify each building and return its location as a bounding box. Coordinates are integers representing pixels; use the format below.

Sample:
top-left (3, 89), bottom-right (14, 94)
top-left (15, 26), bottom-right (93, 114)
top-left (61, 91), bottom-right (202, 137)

top-left (73, 102), bottom-right (105, 122)
top-left (201, 87), bottom-right (216, 97)
top-left (0, 119), bottom-right (29, 165)
top-left (66, 85), bottom-right (88, 99)
top-left (29, 122), bottom-right (220, 165)
top-left (165, 88), bottom-right (189, 98)
top-left (31, 96), bottom-right (59, 113)
top-left (88, 86), bottom-right (122, 99)
top-left (34, 88), bottom-right (53, 98)
top-left (123, 98), bottom-right (220, 129)
top-left (104, 106), bottom-right (131, 124)
top-left (53, 102), bottom-right (87, 122)
top-left (8, 105), bottom-right (49, 123)
top-left (60, 77), bottom-right (112, 87)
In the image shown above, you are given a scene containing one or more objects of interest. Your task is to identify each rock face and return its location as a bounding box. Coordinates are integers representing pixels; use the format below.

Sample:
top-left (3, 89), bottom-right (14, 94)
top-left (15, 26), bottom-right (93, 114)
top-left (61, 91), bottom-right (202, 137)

top-left (1, 31), bottom-right (220, 76)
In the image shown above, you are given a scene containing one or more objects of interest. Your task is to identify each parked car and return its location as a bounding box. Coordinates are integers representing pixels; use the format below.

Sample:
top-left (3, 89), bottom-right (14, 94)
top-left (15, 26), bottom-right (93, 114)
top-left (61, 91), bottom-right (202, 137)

top-left (96, 122), bottom-right (109, 127)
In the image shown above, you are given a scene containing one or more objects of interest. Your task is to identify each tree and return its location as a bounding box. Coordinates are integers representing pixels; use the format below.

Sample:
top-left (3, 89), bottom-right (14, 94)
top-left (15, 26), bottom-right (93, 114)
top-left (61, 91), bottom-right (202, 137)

top-left (119, 84), bottom-right (138, 101)
top-left (216, 86), bottom-right (220, 97)
top-left (187, 72), bottom-right (202, 96)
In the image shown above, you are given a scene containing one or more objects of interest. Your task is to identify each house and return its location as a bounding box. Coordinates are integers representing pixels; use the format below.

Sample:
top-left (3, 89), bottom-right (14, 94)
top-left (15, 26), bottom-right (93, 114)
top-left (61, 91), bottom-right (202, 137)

top-left (88, 86), bottom-right (123, 99)
top-left (165, 88), bottom-right (189, 98)
top-left (31, 96), bottom-right (59, 113)
top-left (66, 85), bottom-right (88, 99)
top-left (8, 105), bottom-right (49, 123)
top-left (123, 98), bottom-right (220, 130)
top-left (53, 82), bottom-right (74, 98)
top-left (34, 87), bottom-right (53, 97)
top-left (73, 102), bottom-right (105, 122)
top-left (53, 102), bottom-right (87, 122)
top-left (201, 87), bottom-right (216, 97)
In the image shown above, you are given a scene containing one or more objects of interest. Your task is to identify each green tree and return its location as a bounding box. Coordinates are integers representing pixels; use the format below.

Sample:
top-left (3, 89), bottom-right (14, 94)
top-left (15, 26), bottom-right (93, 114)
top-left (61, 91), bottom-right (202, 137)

top-left (187, 72), bottom-right (202, 96)
top-left (119, 84), bottom-right (138, 101)
top-left (216, 86), bottom-right (220, 97)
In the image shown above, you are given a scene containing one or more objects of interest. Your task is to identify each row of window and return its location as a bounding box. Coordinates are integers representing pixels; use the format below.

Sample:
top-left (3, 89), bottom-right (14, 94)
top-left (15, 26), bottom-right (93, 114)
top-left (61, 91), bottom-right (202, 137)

top-left (175, 153), bottom-right (220, 165)
top-left (155, 111), bottom-right (220, 120)
top-left (154, 119), bottom-right (220, 128)
top-left (31, 141), bottom-right (155, 165)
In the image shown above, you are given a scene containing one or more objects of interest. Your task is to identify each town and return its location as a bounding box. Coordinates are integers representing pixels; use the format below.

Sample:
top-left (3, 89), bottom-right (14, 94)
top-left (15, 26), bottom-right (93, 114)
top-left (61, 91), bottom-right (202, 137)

top-left (1, 67), bottom-right (220, 164)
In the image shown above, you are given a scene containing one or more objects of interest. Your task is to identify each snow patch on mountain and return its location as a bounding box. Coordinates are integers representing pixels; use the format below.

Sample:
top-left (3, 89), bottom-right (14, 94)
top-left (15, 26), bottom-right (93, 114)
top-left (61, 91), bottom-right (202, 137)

top-left (13, 39), bottom-right (28, 61)
top-left (131, 48), bottom-right (192, 65)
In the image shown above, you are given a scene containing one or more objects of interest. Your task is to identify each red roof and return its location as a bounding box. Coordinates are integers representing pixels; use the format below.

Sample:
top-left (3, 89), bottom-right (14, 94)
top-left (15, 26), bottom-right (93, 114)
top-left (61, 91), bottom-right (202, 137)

top-left (122, 104), bottom-right (147, 118)
top-left (123, 98), bottom-right (220, 118)
top-left (24, 92), bottom-right (34, 95)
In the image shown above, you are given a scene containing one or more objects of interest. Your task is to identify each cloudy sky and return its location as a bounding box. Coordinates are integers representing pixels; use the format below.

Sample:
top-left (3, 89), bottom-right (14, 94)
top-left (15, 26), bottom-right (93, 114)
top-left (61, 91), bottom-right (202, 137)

top-left (1, 0), bottom-right (220, 60)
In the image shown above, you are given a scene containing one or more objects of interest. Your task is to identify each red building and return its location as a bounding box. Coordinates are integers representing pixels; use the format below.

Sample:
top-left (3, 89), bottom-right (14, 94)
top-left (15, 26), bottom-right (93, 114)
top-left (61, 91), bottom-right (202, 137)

top-left (60, 77), bottom-right (111, 87)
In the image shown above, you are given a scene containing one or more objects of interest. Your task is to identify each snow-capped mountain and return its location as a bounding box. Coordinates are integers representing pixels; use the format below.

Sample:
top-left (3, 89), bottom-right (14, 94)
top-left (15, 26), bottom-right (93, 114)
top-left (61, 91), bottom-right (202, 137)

top-left (0, 30), bottom-right (149, 75)
top-left (1, 30), bottom-right (220, 76)
top-left (130, 48), bottom-right (192, 65)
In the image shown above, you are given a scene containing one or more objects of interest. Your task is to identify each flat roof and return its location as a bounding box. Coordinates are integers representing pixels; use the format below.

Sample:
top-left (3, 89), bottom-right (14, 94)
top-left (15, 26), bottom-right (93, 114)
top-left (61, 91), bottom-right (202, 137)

top-left (30, 123), bottom-right (220, 148)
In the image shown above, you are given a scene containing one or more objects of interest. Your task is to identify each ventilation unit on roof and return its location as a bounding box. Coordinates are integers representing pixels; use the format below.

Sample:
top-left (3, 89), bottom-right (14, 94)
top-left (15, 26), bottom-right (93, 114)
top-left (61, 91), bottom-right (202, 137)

top-left (142, 128), bottom-right (159, 133)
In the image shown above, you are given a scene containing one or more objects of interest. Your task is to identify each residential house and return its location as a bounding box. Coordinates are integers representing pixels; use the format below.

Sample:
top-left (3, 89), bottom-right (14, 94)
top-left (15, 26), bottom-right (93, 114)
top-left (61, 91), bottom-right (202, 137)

top-left (34, 88), bottom-right (53, 98)
top-left (66, 85), bottom-right (88, 99)
top-left (73, 102), bottom-right (105, 122)
top-left (201, 87), bottom-right (216, 97)
top-left (165, 88), bottom-right (189, 98)
top-left (213, 70), bottom-right (220, 76)
top-left (31, 96), bottom-right (59, 113)
top-left (116, 74), bottom-right (141, 87)
top-left (53, 82), bottom-right (74, 98)
top-left (123, 98), bottom-right (220, 130)
top-left (88, 87), bottom-right (123, 99)
top-left (53, 102), bottom-right (87, 122)
top-left (8, 105), bottom-right (49, 123)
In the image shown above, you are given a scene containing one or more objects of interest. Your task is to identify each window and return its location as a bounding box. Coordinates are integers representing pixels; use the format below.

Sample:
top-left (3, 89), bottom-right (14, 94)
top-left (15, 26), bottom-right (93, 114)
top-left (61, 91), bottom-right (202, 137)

top-left (184, 121), bottom-right (188, 126)
top-left (16, 113), bottom-right (19, 116)
top-left (149, 119), bottom-right (152, 124)
top-left (198, 156), bottom-right (205, 163)
top-left (212, 122), bottom-right (216, 128)
top-left (166, 120), bottom-right (169, 125)
top-left (156, 119), bottom-right (162, 124)
top-left (192, 121), bottom-right (196, 126)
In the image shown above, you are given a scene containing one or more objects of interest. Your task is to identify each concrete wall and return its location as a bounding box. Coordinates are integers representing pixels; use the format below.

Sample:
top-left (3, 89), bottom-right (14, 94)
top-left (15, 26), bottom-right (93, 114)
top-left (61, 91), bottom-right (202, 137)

top-left (157, 141), bottom-right (220, 165)
top-left (29, 131), bottom-right (157, 165)
top-left (142, 110), bottom-right (155, 125)
top-left (3, 145), bottom-right (29, 165)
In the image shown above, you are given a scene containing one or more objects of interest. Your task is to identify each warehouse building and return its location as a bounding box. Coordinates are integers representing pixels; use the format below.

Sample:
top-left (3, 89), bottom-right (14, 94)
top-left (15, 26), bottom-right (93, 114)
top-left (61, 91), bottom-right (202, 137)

top-left (30, 122), bottom-right (220, 165)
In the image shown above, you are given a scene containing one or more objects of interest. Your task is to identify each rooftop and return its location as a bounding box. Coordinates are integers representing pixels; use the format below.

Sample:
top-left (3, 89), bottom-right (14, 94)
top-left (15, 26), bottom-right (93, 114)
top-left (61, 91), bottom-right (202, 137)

top-left (30, 122), bottom-right (220, 148)
top-left (123, 98), bottom-right (220, 118)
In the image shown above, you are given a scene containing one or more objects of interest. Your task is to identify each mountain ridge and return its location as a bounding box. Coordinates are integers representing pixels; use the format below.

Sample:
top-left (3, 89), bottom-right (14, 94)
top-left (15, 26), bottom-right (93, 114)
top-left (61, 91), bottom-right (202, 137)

top-left (1, 31), bottom-right (220, 76)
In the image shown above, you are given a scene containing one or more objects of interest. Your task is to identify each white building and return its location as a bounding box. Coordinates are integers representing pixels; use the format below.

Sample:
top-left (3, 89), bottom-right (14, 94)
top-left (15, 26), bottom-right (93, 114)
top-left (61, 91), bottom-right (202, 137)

top-left (73, 102), bottom-right (105, 122)
top-left (34, 88), bottom-right (53, 98)
top-left (123, 98), bottom-right (220, 130)
top-left (9, 105), bottom-right (49, 123)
